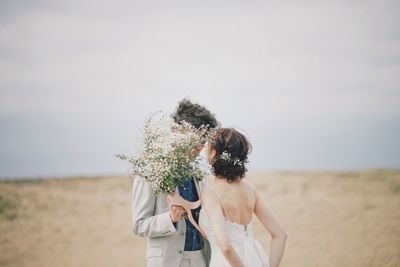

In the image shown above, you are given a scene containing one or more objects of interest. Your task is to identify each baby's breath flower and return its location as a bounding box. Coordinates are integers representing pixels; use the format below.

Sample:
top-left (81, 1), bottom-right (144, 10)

top-left (219, 151), bottom-right (244, 167)
top-left (116, 112), bottom-right (210, 195)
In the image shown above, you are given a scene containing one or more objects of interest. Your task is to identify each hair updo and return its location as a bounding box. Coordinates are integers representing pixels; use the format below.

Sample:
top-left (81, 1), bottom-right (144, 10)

top-left (210, 128), bottom-right (252, 182)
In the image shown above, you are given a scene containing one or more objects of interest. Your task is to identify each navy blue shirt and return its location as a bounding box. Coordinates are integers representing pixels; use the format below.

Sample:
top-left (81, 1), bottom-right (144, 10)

top-left (178, 178), bottom-right (202, 251)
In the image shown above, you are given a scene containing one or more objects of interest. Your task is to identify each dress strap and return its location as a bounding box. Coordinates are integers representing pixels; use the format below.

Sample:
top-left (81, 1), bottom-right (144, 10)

top-left (242, 179), bottom-right (255, 210)
top-left (207, 186), bottom-right (231, 222)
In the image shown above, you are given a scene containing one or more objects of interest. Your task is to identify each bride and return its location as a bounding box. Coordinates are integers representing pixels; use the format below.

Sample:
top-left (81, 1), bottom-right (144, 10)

top-left (199, 128), bottom-right (287, 267)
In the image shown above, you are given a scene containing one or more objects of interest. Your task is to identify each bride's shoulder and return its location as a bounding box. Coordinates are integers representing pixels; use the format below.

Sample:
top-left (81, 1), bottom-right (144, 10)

top-left (241, 178), bottom-right (256, 188)
top-left (240, 178), bottom-right (262, 203)
top-left (200, 184), bottom-right (221, 204)
top-left (200, 184), bottom-right (215, 197)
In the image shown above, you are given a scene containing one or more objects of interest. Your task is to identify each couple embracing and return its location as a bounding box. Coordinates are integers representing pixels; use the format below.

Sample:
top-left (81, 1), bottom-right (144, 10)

top-left (131, 99), bottom-right (287, 267)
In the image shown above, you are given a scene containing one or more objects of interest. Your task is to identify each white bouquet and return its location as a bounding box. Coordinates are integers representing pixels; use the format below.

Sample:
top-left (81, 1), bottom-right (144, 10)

top-left (116, 112), bottom-right (210, 195)
top-left (117, 112), bottom-right (212, 239)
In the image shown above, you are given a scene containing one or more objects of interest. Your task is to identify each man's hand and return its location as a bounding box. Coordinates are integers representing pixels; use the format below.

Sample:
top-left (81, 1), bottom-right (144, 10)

top-left (167, 196), bottom-right (186, 223)
top-left (169, 205), bottom-right (186, 223)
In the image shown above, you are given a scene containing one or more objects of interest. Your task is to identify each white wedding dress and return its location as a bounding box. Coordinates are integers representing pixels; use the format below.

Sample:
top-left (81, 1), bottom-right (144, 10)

top-left (199, 182), bottom-right (269, 267)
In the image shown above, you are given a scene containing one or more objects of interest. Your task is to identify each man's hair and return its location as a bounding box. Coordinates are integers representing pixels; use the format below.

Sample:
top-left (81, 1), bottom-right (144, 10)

top-left (172, 98), bottom-right (219, 129)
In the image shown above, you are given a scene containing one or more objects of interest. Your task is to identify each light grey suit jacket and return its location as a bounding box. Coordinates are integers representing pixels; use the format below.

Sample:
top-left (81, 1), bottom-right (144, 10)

top-left (131, 177), bottom-right (209, 267)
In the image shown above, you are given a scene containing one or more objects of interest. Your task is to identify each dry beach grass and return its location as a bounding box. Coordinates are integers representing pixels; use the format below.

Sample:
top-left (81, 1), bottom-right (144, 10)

top-left (0, 170), bottom-right (399, 267)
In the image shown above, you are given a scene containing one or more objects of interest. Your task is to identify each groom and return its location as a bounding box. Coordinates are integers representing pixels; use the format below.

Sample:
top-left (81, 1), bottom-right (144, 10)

top-left (131, 99), bottom-right (219, 267)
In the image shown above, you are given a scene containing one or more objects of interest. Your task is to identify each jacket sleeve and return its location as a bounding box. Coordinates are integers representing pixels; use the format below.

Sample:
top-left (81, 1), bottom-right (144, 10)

top-left (131, 177), bottom-right (178, 237)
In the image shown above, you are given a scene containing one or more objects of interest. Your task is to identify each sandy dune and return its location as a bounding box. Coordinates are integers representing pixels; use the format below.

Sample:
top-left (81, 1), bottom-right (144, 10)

top-left (0, 170), bottom-right (399, 267)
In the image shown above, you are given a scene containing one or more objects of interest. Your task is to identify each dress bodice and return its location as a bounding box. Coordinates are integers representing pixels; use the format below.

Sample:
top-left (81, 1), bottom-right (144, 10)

top-left (199, 182), bottom-right (269, 267)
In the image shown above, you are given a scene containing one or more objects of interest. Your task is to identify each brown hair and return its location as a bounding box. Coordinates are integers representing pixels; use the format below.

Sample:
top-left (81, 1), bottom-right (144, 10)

top-left (172, 98), bottom-right (219, 130)
top-left (210, 128), bottom-right (252, 182)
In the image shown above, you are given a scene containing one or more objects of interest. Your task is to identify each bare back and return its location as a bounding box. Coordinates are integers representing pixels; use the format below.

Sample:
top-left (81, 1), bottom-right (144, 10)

top-left (207, 178), bottom-right (255, 226)
top-left (200, 177), bottom-right (286, 267)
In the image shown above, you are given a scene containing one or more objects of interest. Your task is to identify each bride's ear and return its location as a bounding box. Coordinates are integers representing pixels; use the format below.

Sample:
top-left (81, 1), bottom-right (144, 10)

top-left (209, 147), bottom-right (217, 162)
top-left (206, 143), bottom-right (216, 163)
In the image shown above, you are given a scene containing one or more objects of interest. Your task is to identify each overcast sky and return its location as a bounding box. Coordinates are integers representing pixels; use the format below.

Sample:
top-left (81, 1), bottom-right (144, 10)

top-left (0, 0), bottom-right (399, 178)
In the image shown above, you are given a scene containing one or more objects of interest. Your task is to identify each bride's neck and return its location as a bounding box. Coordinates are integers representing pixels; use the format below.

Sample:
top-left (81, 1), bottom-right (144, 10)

top-left (212, 176), bottom-right (240, 185)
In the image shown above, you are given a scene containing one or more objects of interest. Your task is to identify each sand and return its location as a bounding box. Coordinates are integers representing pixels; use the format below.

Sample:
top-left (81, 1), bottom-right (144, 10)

top-left (0, 170), bottom-right (399, 267)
